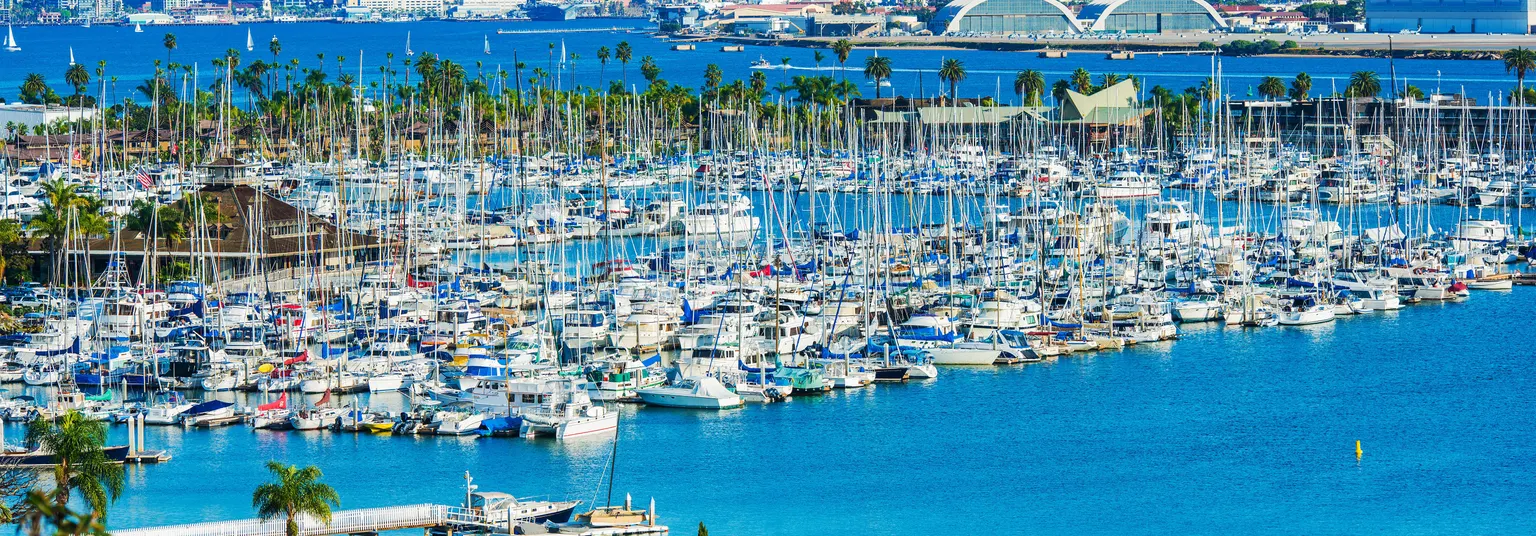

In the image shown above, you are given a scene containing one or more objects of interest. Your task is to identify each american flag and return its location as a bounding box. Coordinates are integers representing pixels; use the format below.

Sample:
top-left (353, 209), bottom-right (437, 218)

top-left (137, 170), bottom-right (154, 189)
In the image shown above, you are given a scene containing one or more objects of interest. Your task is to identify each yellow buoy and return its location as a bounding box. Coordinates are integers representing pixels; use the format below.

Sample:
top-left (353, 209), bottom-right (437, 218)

top-left (1355, 440), bottom-right (1363, 459)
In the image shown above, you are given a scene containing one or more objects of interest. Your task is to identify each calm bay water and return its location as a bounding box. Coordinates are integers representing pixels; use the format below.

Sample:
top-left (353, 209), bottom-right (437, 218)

top-left (0, 20), bottom-right (1524, 105)
top-left (5, 286), bottom-right (1530, 534)
top-left (2, 20), bottom-right (1535, 533)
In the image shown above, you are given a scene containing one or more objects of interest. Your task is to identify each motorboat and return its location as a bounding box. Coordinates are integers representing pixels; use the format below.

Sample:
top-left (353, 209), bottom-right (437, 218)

top-left (520, 382), bottom-right (618, 439)
top-left (635, 376), bottom-right (742, 409)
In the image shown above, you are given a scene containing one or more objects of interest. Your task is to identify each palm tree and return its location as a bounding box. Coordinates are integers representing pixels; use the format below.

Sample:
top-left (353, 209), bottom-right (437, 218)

top-left (1014, 69), bottom-right (1044, 106)
top-left (938, 58), bottom-right (965, 103)
top-left (1070, 67), bottom-right (1092, 93)
top-left (64, 62), bottom-right (89, 105)
top-left (19, 72), bottom-right (50, 104)
top-left (162, 33), bottom-right (177, 63)
top-left (1289, 72), bottom-right (1312, 100)
top-left (1052, 79), bottom-right (1070, 102)
top-left (703, 64), bottom-right (723, 100)
top-left (615, 41), bottom-right (632, 89)
top-left (813, 50), bottom-right (825, 69)
top-left (252, 461), bottom-right (340, 536)
top-left (1347, 71), bottom-right (1380, 98)
top-left (1503, 47), bottom-right (1536, 102)
top-left (31, 179), bottom-right (94, 282)
top-left (640, 56), bottom-right (660, 85)
top-left (1258, 76), bottom-right (1286, 100)
top-left (25, 411), bottom-right (125, 521)
top-left (864, 55), bottom-right (892, 99)
top-left (596, 46), bottom-right (611, 83)
top-left (749, 71), bottom-right (767, 99)
top-left (831, 39), bottom-right (854, 83)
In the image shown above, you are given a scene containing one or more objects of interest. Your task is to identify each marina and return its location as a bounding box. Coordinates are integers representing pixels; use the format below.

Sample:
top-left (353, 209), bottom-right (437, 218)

top-left (0, 18), bottom-right (1533, 536)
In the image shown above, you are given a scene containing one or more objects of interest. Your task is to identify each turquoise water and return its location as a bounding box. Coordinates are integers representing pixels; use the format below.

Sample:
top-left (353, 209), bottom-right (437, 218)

top-left (10, 286), bottom-right (1531, 534)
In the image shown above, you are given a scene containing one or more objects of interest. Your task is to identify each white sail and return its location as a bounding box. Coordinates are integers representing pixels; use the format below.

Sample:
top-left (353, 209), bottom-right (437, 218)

top-left (69, 47), bottom-right (74, 65)
top-left (405, 31), bottom-right (413, 56)
top-left (5, 25), bottom-right (19, 52)
top-left (246, 29), bottom-right (253, 51)
top-left (483, 35), bottom-right (489, 55)
top-left (134, 23), bottom-right (142, 33)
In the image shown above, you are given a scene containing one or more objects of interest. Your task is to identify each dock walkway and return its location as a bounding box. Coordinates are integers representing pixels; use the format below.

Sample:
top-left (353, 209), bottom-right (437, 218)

top-left (113, 504), bottom-right (489, 536)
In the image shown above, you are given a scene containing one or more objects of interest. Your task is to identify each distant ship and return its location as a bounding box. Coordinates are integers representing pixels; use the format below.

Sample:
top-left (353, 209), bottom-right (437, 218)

top-left (525, 2), bottom-right (595, 21)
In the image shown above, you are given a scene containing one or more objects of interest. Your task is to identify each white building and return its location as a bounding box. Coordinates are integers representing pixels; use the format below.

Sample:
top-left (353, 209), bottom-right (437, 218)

top-left (349, 0), bottom-right (444, 14)
top-left (451, 0), bottom-right (523, 18)
top-left (0, 104), bottom-right (98, 138)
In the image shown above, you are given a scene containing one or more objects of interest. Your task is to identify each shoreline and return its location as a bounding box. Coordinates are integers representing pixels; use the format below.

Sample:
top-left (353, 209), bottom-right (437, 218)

top-left (708, 34), bottom-right (1524, 61)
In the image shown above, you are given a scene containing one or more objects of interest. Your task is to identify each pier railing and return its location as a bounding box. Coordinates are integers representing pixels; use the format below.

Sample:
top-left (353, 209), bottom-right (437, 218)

top-left (113, 503), bottom-right (457, 536)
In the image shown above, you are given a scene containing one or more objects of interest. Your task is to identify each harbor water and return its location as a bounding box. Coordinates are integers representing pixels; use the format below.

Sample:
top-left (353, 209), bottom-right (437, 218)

top-left (2, 284), bottom-right (1527, 534)
top-left (3, 18), bottom-right (1535, 535)
top-left (0, 20), bottom-right (1526, 105)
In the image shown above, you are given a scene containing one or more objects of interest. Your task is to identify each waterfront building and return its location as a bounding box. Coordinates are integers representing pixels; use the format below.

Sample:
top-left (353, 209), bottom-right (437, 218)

top-left (348, 0), bottom-right (444, 15)
top-left (1077, 0), bottom-right (1229, 33)
top-left (450, 0), bottom-right (525, 18)
top-left (930, 0), bottom-right (1083, 35)
top-left (1365, 0), bottom-right (1533, 34)
top-left (808, 13), bottom-right (885, 36)
top-left (0, 104), bottom-right (97, 140)
top-left (122, 12), bottom-right (176, 23)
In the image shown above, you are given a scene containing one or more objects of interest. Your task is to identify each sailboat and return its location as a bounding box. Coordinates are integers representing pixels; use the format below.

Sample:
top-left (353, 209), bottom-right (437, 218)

top-left (483, 35), bottom-right (490, 55)
top-left (134, 23), bottom-right (143, 33)
top-left (68, 47), bottom-right (75, 66)
top-left (246, 28), bottom-right (253, 52)
top-left (405, 31), bottom-right (413, 56)
top-left (4, 25), bottom-right (20, 53)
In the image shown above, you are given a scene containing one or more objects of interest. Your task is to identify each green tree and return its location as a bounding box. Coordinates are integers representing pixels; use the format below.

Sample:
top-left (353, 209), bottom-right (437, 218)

top-left (938, 58), bottom-right (965, 102)
top-left (252, 461), bottom-right (341, 536)
top-left (596, 46), bottom-right (611, 83)
top-left (1289, 72), bottom-right (1312, 100)
top-left (831, 39), bottom-right (854, 83)
top-left (1052, 79), bottom-right (1070, 102)
top-left (64, 63), bottom-right (90, 104)
top-left (1403, 84), bottom-right (1425, 100)
top-left (1346, 71), bottom-right (1380, 98)
top-left (864, 55), bottom-right (892, 99)
top-left (25, 411), bottom-right (125, 522)
top-left (640, 56), bottom-right (660, 86)
top-left (1070, 67), bottom-right (1092, 93)
top-left (1503, 47), bottom-right (1536, 99)
top-left (20, 73), bottom-right (59, 105)
top-left (1258, 76), bottom-right (1286, 99)
top-left (703, 64), bottom-right (723, 99)
top-left (615, 41), bottom-right (632, 89)
top-left (1014, 69), bottom-right (1044, 106)
top-left (162, 33), bottom-right (177, 62)
top-left (30, 179), bottom-right (96, 282)
top-left (0, 219), bottom-right (33, 283)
